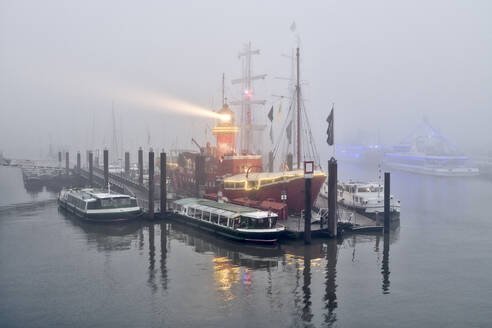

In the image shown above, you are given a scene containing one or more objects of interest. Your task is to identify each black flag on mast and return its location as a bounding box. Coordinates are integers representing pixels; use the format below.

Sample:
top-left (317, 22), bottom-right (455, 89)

top-left (268, 106), bottom-right (273, 122)
top-left (286, 120), bottom-right (293, 144)
top-left (326, 105), bottom-right (334, 145)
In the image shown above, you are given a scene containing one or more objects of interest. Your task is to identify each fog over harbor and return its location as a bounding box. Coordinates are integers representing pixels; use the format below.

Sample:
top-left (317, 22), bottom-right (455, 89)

top-left (2, 2), bottom-right (492, 328)
top-left (1, 0), bottom-right (491, 159)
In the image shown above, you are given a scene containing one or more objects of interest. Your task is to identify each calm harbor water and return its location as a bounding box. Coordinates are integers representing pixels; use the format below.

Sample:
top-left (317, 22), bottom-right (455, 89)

top-left (1, 164), bottom-right (491, 327)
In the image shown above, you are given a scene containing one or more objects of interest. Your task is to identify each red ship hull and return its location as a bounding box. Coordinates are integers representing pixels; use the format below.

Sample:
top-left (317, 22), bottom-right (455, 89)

top-left (222, 174), bottom-right (325, 213)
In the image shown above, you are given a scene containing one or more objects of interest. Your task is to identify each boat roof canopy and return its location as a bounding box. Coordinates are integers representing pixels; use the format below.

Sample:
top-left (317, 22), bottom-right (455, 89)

top-left (174, 198), bottom-right (278, 219)
top-left (64, 188), bottom-right (134, 201)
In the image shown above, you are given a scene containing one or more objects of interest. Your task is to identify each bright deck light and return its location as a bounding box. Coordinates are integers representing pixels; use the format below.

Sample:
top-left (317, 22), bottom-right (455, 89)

top-left (219, 114), bottom-right (231, 122)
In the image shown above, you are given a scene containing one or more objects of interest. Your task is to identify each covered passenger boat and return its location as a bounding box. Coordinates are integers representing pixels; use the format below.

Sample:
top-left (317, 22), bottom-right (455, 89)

top-left (170, 198), bottom-right (286, 243)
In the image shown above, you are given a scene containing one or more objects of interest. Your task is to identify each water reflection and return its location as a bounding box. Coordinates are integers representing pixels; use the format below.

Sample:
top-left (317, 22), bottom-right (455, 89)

top-left (324, 240), bottom-right (338, 326)
top-left (60, 210), bottom-right (142, 251)
top-left (302, 245), bottom-right (313, 323)
top-left (170, 222), bottom-right (283, 269)
top-left (213, 257), bottom-right (241, 301)
top-left (148, 224), bottom-right (157, 293)
top-left (160, 223), bottom-right (168, 290)
top-left (59, 211), bottom-right (394, 326)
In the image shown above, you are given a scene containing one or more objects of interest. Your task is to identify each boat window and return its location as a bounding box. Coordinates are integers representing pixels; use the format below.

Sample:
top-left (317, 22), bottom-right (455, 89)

top-left (358, 187), bottom-right (371, 193)
top-left (224, 182), bottom-right (234, 189)
top-left (115, 197), bottom-right (131, 207)
top-left (211, 213), bottom-right (219, 224)
top-left (238, 217), bottom-right (248, 228)
top-left (249, 217), bottom-right (270, 229)
top-left (219, 216), bottom-right (228, 226)
top-left (194, 209), bottom-right (202, 219)
top-left (86, 201), bottom-right (98, 209)
top-left (100, 199), bottom-right (112, 208)
top-left (98, 197), bottom-right (133, 208)
top-left (235, 182), bottom-right (245, 189)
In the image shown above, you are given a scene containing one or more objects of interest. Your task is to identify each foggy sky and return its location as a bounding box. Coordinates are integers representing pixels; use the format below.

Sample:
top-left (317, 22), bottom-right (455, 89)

top-left (1, 0), bottom-right (491, 159)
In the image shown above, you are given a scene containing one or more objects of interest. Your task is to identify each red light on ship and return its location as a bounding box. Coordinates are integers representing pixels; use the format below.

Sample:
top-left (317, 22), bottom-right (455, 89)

top-left (212, 103), bottom-right (239, 160)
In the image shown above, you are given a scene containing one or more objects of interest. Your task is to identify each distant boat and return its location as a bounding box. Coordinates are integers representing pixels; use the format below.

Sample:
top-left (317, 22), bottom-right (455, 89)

top-left (58, 188), bottom-right (143, 222)
top-left (383, 120), bottom-right (479, 177)
top-left (337, 144), bottom-right (385, 164)
top-left (319, 180), bottom-right (400, 221)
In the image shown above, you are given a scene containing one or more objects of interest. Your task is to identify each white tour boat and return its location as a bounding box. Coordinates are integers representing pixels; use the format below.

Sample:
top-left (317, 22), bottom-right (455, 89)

top-left (320, 181), bottom-right (400, 221)
top-left (58, 188), bottom-right (143, 222)
top-left (170, 198), bottom-right (286, 243)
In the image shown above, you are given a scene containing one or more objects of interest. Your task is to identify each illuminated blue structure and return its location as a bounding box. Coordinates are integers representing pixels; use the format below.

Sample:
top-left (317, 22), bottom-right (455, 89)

top-left (383, 120), bottom-right (479, 176)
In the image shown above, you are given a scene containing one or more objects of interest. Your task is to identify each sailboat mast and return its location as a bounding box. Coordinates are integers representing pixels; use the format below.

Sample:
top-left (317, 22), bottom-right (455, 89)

top-left (296, 47), bottom-right (301, 169)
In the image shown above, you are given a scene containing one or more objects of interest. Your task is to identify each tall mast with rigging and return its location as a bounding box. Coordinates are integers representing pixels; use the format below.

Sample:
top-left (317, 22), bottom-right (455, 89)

top-left (296, 47), bottom-right (301, 169)
top-left (230, 42), bottom-right (266, 154)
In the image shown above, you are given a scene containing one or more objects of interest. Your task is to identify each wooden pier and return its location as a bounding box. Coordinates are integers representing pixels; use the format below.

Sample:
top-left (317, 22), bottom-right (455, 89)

top-left (8, 152), bottom-right (392, 240)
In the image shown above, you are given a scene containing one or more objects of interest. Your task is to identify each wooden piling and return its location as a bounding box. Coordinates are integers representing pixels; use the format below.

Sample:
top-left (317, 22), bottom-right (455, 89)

top-left (328, 158), bottom-right (338, 237)
top-left (287, 153), bottom-right (293, 171)
top-left (195, 155), bottom-right (201, 197)
top-left (268, 151), bottom-right (274, 172)
top-left (58, 151), bottom-right (62, 165)
top-left (148, 149), bottom-right (155, 220)
top-left (304, 176), bottom-right (312, 244)
top-left (138, 147), bottom-right (143, 185)
top-left (88, 151), bottom-right (93, 186)
top-left (65, 152), bottom-right (69, 175)
top-left (160, 152), bottom-right (167, 213)
top-left (382, 232), bottom-right (390, 293)
top-left (124, 151), bottom-right (130, 176)
top-left (103, 149), bottom-right (109, 187)
top-left (384, 172), bottom-right (390, 233)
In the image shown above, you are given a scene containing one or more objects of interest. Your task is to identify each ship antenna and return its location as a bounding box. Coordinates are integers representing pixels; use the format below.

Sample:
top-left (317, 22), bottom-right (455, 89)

top-left (222, 73), bottom-right (225, 106)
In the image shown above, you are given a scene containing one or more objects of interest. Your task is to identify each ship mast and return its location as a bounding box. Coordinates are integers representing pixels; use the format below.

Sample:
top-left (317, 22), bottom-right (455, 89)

top-left (296, 47), bottom-right (301, 169)
top-left (222, 73), bottom-right (225, 106)
top-left (111, 102), bottom-right (119, 163)
top-left (230, 42), bottom-right (266, 154)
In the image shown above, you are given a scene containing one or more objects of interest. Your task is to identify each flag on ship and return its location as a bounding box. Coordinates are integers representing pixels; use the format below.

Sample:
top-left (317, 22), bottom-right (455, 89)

top-left (286, 120), bottom-right (293, 144)
top-left (326, 105), bottom-right (334, 145)
top-left (268, 106), bottom-right (274, 142)
top-left (268, 106), bottom-right (273, 122)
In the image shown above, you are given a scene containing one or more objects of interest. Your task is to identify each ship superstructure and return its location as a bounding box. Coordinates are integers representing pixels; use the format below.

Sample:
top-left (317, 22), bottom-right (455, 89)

top-left (168, 43), bottom-right (326, 214)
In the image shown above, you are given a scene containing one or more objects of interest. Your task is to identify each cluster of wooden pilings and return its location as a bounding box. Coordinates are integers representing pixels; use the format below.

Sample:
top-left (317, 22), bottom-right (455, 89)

top-left (65, 148), bottom-right (168, 220)
top-left (65, 148), bottom-right (394, 239)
